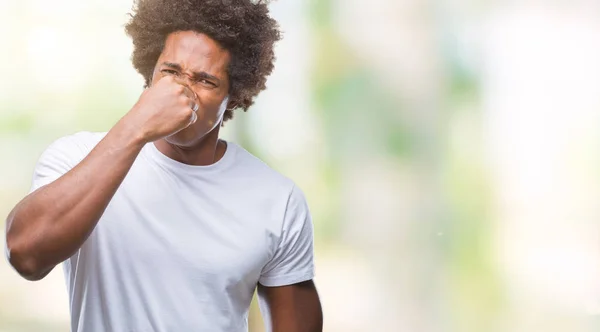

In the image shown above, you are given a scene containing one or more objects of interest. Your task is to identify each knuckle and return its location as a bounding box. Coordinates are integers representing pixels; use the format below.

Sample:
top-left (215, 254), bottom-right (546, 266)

top-left (178, 95), bottom-right (190, 105)
top-left (160, 76), bottom-right (173, 86)
top-left (174, 85), bottom-right (185, 94)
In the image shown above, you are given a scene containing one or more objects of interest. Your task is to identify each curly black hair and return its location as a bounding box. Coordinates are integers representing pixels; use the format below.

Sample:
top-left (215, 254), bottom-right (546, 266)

top-left (125, 0), bottom-right (281, 122)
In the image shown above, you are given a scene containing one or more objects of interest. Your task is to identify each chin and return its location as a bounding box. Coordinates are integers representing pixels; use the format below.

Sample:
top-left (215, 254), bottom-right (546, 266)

top-left (165, 127), bottom-right (203, 148)
top-left (165, 123), bottom-right (219, 148)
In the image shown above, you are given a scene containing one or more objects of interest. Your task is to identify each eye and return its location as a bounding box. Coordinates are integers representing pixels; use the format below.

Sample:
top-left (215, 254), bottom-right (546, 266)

top-left (198, 79), bottom-right (216, 87)
top-left (161, 69), bottom-right (179, 76)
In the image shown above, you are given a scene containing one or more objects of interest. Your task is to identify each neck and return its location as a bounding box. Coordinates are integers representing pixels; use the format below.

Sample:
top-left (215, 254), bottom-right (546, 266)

top-left (153, 130), bottom-right (226, 166)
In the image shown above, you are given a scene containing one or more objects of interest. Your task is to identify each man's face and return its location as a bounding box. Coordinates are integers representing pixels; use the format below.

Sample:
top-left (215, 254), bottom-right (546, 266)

top-left (151, 31), bottom-right (231, 147)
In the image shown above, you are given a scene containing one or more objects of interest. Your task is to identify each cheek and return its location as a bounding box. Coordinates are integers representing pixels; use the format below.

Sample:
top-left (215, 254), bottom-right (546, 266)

top-left (195, 94), bottom-right (228, 124)
top-left (196, 90), bottom-right (227, 111)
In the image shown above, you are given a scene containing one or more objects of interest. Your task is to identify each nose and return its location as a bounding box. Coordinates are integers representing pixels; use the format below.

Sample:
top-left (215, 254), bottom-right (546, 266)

top-left (173, 74), bottom-right (194, 87)
top-left (172, 75), bottom-right (198, 103)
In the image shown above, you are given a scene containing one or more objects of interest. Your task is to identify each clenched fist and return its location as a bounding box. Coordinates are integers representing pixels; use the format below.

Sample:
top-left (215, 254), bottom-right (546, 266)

top-left (123, 75), bottom-right (199, 143)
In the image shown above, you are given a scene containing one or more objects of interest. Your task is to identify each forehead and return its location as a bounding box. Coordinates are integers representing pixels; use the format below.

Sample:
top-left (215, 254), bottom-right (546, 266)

top-left (159, 31), bottom-right (230, 76)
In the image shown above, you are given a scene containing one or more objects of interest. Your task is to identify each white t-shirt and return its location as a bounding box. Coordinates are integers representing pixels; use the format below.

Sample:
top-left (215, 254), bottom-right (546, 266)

top-left (27, 131), bottom-right (315, 332)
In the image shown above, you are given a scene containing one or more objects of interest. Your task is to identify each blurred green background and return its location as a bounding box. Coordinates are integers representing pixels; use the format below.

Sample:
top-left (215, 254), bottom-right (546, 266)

top-left (2, 0), bottom-right (600, 331)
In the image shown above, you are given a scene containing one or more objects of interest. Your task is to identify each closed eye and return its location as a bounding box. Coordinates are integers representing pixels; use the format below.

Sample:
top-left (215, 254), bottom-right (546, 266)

top-left (161, 69), bottom-right (179, 76)
top-left (197, 79), bottom-right (216, 87)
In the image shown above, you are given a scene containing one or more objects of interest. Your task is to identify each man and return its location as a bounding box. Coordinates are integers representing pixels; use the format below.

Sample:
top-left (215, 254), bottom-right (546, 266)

top-left (4, 0), bottom-right (323, 331)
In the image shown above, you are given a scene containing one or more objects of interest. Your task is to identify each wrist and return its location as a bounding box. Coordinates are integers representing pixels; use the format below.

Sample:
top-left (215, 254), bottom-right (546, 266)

top-left (112, 115), bottom-right (148, 149)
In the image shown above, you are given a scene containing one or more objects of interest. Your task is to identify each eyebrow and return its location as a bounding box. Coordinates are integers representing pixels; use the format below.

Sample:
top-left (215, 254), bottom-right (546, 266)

top-left (162, 62), bottom-right (221, 84)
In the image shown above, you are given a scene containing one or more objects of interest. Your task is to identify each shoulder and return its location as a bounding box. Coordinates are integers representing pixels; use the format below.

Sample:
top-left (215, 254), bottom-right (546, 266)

top-left (30, 132), bottom-right (107, 192)
top-left (227, 142), bottom-right (311, 218)
top-left (228, 142), bottom-right (297, 195)
top-left (50, 131), bottom-right (106, 151)
top-left (40, 131), bottom-right (107, 164)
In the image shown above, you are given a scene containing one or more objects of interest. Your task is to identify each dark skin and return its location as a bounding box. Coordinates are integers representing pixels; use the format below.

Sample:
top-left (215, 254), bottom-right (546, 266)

top-left (152, 31), bottom-right (231, 164)
top-left (259, 280), bottom-right (323, 332)
top-left (5, 31), bottom-right (322, 331)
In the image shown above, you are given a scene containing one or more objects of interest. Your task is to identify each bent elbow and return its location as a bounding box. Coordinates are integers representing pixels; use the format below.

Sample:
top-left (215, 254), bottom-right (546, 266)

top-left (5, 239), bottom-right (48, 281)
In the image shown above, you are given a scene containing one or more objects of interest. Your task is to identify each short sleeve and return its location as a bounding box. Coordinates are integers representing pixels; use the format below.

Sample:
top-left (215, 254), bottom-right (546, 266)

top-left (258, 185), bottom-right (315, 287)
top-left (29, 132), bottom-right (96, 193)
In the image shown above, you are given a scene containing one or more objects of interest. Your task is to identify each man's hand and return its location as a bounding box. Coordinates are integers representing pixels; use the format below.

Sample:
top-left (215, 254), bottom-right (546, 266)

top-left (3, 77), bottom-right (203, 280)
top-left (123, 75), bottom-right (199, 143)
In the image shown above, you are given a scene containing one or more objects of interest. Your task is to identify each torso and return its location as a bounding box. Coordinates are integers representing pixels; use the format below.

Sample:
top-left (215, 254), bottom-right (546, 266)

top-left (64, 139), bottom-right (292, 332)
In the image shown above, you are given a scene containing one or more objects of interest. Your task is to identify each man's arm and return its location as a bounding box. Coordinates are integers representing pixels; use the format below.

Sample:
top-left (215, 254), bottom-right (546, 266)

top-left (5, 76), bottom-right (198, 281)
top-left (257, 184), bottom-right (321, 331)
top-left (5, 126), bottom-right (144, 281)
top-left (258, 280), bottom-right (323, 332)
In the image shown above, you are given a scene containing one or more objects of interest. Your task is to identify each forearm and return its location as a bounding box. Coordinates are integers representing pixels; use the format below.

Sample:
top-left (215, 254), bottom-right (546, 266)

top-left (6, 120), bottom-right (145, 280)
